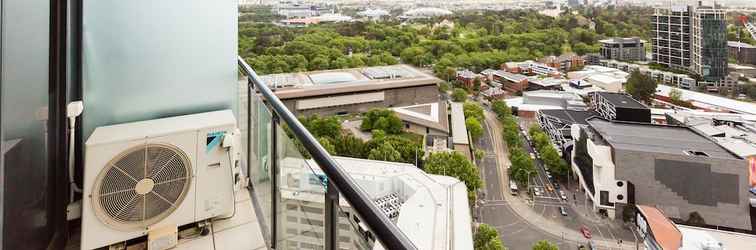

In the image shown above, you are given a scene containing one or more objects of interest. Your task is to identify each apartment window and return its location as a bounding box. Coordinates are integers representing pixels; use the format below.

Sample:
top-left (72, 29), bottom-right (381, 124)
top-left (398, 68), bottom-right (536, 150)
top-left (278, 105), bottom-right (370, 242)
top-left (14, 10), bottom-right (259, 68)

top-left (287, 204), bottom-right (298, 211)
top-left (599, 191), bottom-right (615, 207)
top-left (302, 231), bottom-right (323, 239)
top-left (302, 218), bottom-right (324, 226)
top-left (300, 242), bottom-right (324, 250)
top-left (286, 228), bottom-right (298, 236)
top-left (302, 205), bottom-right (323, 214)
top-left (287, 216), bottom-right (298, 223)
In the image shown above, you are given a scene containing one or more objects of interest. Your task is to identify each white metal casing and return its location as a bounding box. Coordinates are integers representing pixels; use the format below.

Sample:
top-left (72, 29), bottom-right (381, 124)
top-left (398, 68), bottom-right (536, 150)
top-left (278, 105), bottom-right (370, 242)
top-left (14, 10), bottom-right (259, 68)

top-left (81, 110), bottom-right (237, 249)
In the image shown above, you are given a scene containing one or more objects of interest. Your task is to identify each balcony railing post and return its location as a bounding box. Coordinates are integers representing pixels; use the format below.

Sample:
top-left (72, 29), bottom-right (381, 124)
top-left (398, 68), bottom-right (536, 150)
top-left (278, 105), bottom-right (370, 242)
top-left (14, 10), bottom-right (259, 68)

top-left (270, 113), bottom-right (279, 250)
top-left (325, 181), bottom-right (339, 250)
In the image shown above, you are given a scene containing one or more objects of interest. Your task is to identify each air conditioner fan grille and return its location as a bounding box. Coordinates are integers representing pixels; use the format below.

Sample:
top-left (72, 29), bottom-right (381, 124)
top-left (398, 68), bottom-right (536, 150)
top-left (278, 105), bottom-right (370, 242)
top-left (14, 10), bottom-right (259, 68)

top-left (93, 144), bottom-right (192, 231)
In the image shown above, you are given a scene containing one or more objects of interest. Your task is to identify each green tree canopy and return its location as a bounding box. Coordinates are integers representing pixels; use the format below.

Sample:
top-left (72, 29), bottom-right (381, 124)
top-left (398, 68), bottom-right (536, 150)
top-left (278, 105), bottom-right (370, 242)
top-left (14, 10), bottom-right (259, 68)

top-left (463, 101), bottom-right (485, 121)
top-left (625, 70), bottom-right (658, 103)
top-left (532, 240), bottom-right (558, 250)
top-left (367, 143), bottom-right (402, 162)
top-left (361, 109), bottom-right (404, 134)
top-left (474, 224), bottom-right (506, 250)
top-left (300, 115), bottom-right (342, 139)
top-left (452, 88), bottom-right (468, 102)
top-left (466, 117), bottom-right (484, 141)
top-left (425, 152), bottom-right (482, 193)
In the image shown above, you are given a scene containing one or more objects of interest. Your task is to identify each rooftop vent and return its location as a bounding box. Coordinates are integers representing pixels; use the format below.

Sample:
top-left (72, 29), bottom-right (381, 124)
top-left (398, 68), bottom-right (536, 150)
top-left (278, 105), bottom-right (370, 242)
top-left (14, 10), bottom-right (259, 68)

top-left (685, 150), bottom-right (709, 157)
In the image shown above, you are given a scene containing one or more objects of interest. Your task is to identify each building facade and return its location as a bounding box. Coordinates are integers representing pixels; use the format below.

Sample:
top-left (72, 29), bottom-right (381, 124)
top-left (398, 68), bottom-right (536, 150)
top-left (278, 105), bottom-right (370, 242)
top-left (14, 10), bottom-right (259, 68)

top-left (590, 92), bottom-right (651, 123)
top-left (652, 5), bottom-right (692, 70)
top-left (570, 119), bottom-right (752, 232)
top-left (651, 4), bottom-right (728, 82)
top-left (729, 41), bottom-right (756, 65)
top-left (690, 6), bottom-right (728, 81)
top-left (599, 37), bottom-right (646, 62)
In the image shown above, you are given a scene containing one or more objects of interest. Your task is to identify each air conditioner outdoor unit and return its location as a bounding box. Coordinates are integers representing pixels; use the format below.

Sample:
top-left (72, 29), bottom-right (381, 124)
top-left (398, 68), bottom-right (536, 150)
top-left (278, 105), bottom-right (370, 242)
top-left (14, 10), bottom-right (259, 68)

top-left (81, 110), bottom-right (240, 250)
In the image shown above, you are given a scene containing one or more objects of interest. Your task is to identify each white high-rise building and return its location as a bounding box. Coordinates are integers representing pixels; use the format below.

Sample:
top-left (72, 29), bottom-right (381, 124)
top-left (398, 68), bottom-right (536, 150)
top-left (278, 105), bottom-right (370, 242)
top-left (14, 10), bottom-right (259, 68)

top-left (278, 156), bottom-right (473, 250)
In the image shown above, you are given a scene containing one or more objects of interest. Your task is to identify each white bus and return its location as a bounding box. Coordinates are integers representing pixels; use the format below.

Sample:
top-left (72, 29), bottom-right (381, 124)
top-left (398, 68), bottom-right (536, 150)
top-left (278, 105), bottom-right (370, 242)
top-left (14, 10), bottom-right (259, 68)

top-left (509, 181), bottom-right (518, 195)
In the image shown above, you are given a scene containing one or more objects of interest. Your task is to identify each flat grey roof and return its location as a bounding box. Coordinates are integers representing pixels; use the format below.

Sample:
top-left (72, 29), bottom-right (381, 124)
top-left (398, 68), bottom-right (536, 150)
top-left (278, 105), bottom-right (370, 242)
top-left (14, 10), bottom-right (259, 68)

top-left (540, 109), bottom-right (598, 125)
top-left (259, 64), bottom-right (441, 99)
top-left (595, 92), bottom-right (648, 109)
top-left (586, 118), bottom-right (737, 159)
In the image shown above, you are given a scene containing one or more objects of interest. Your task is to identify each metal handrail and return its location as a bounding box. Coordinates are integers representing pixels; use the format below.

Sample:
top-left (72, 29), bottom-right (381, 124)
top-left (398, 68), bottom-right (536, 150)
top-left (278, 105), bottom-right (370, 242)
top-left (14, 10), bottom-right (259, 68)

top-left (238, 56), bottom-right (417, 250)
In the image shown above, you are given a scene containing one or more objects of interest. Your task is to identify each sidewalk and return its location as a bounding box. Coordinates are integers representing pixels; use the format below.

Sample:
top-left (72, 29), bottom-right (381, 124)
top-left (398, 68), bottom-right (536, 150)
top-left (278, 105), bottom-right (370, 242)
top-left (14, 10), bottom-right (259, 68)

top-left (483, 111), bottom-right (638, 250)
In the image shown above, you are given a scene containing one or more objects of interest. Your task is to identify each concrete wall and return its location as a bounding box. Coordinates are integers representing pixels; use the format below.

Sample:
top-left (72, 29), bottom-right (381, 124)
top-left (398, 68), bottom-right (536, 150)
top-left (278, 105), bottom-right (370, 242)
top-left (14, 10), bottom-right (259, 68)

top-left (404, 123), bottom-right (447, 137)
top-left (613, 150), bottom-right (751, 231)
top-left (285, 85), bottom-right (439, 116)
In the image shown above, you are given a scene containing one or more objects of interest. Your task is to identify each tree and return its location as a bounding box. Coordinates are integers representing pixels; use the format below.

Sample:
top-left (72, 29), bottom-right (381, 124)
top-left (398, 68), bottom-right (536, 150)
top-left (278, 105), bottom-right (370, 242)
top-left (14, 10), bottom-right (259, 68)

top-left (532, 240), bottom-right (558, 250)
top-left (669, 88), bottom-right (683, 103)
top-left (365, 135), bottom-right (422, 164)
top-left (300, 115), bottom-right (342, 139)
top-left (452, 88), bottom-right (468, 102)
top-left (367, 143), bottom-right (402, 162)
top-left (686, 211), bottom-right (706, 226)
top-left (466, 117), bottom-right (484, 141)
top-left (473, 77), bottom-right (482, 93)
top-left (361, 109), bottom-right (404, 134)
top-left (333, 134), bottom-right (367, 158)
top-left (318, 137), bottom-right (336, 155)
top-left (400, 46), bottom-right (427, 66)
top-left (439, 81), bottom-right (452, 93)
top-left (625, 70), bottom-right (658, 103)
top-left (463, 101), bottom-right (485, 121)
top-left (425, 152), bottom-right (482, 193)
top-left (475, 224), bottom-right (506, 250)
top-left (509, 147), bottom-right (535, 186)
top-left (491, 101), bottom-right (512, 120)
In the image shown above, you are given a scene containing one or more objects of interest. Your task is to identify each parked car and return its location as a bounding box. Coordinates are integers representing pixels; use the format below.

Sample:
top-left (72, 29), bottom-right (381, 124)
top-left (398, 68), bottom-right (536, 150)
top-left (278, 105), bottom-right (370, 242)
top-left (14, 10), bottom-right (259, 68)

top-left (553, 182), bottom-right (560, 190)
top-left (559, 206), bottom-right (568, 216)
top-left (580, 226), bottom-right (592, 239)
top-left (559, 190), bottom-right (567, 201)
top-left (546, 184), bottom-right (554, 192)
top-left (530, 152), bottom-right (535, 159)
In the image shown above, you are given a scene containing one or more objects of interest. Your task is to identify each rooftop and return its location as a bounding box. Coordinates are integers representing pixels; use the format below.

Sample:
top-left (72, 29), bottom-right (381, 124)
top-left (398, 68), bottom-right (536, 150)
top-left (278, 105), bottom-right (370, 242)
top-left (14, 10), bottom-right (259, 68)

top-left (598, 37), bottom-right (646, 44)
top-left (728, 41), bottom-right (756, 49)
top-left (259, 64), bottom-right (441, 99)
top-left (666, 111), bottom-right (756, 158)
top-left (282, 156), bottom-right (473, 249)
top-left (450, 102), bottom-right (469, 145)
top-left (594, 92), bottom-right (648, 109)
top-left (586, 118), bottom-right (738, 159)
top-left (392, 102), bottom-right (449, 134)
top-left (656, 85), bottom-right (756, 115)
top-left (539, 109), bottom-right (598, 126)
top-left (636, 205), bottom-right (682, 250)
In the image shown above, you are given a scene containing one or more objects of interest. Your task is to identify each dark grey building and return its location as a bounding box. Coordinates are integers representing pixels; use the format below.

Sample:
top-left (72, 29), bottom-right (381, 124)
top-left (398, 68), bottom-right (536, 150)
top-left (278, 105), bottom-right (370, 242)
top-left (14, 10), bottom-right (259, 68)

top-left (729, 41), bottom-right (756, 65)
top-left (599, 37), bottom-right (646, 62)
top-left (571, 118), bottom-right (752, 232)
top-left (590, 92), bottom-right (651, 123)
top-left (537, 109), bottom-right (597, 150)
top-left (691, 6), bottom-right (728, 82)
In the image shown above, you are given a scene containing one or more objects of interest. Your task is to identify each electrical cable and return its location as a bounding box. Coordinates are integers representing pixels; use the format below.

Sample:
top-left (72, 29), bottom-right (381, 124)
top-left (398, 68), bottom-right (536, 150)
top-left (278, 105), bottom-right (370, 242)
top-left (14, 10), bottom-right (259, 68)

top-left (212, 149), bottom-right (238, 221)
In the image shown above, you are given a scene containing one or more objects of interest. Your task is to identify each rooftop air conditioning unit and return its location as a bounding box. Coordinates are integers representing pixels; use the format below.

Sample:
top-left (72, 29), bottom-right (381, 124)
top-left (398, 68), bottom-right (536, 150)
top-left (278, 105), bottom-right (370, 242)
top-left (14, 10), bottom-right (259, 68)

top-left (81, 110), bottom-right (240, 249)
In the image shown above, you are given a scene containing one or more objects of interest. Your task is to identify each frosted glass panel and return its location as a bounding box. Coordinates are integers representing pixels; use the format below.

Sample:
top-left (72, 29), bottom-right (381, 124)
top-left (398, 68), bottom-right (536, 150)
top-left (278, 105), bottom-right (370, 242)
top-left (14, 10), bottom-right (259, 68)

top-left (82, 0), bottom-right (238, 138)
top-left (1, 0), bottom-right (54, 248)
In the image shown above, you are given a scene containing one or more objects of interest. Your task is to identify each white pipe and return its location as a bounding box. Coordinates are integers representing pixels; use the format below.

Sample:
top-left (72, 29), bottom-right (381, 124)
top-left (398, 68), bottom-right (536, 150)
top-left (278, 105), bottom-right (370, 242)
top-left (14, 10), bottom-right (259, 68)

top-left (67, 101), bottom-right (84, 203)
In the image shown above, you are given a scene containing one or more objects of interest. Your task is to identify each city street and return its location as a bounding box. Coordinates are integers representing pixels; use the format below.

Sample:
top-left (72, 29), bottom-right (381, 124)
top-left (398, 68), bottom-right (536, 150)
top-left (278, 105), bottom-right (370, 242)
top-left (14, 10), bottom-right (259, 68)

top-left (476, 110), bottom-right (637, 250)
